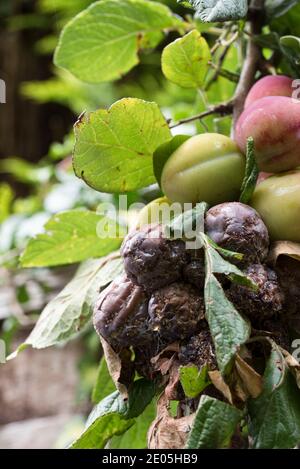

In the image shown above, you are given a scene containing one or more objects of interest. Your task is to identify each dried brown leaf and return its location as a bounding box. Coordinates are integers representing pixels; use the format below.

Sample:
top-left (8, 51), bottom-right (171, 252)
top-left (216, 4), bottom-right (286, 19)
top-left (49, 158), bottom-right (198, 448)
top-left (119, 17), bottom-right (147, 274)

top-left (100, 337), bottom-right (134, 399)
top-left (148, 394), bottom-right (194, 449)
top-left (208, 370), bottom-right (234, 404)
top-left (280, 347), bottom-right (300, 389)
top-left (235, 354), bottom-right (263, 398)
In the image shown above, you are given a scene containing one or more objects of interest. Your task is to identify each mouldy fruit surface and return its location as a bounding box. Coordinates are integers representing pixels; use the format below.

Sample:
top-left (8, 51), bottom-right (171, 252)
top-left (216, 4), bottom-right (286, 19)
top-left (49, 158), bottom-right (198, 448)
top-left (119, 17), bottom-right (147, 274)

top-left (178, 328), bottom-right (217, 370)
top-left (250, 170), bottom-right (300, 242)
top-left (121, 223), bottom-right (187, 293)
top-left (235, 96), bottom-right (300, 173)
top-left (228, 264), bottom-right (284, 323)
top-left (161, 133), bottom-right (246, 206)
top-left (148, 282), bottom-right (205, 342)
top-left (244, 75), bottom-right (294, 108)
top-left (205, 202), bottom-right (269, 265)
top-left (183, 249), bottom-right (205, 290)
top-left (93, 275), bottom-right (151, 351)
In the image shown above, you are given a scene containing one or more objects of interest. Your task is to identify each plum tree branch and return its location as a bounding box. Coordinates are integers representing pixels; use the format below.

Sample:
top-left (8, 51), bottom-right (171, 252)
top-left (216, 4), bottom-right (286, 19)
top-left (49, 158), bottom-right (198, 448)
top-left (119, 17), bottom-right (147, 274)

top-left (169, 101), bottom-right (234, 129)
top-left (232, 0), bottom-right (265, 132)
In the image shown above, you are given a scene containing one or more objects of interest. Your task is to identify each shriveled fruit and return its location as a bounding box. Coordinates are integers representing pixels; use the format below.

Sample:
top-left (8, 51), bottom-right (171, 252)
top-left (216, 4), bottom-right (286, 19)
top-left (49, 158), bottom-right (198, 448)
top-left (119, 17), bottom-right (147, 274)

top-left (179, 328), bottom-right (217, 370)
top-left (93, 275), bottom-right (151, 351)
top-left (228, 264), bottom-right (284, 323)
top-left (121, 223), bottom-right (188, 293)
top-left (149, 282), bottom-right (205, 342)
top-left (205, 202), bottom-right (269, 265)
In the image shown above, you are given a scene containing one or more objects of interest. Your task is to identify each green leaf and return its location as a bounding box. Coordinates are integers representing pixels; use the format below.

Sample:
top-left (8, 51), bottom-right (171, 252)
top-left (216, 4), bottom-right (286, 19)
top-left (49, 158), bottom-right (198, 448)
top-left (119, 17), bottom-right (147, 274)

top-left (186, 395), bottom-right (242, 448)
top-left (9, 254), bottom-right (123, 354)
top-left (72, 378), bottom-right (156, 449)
top-left (239, 137), bottom-right (259, 205)
top-left (165, 203), bottom-right (208, 242)
top-left (186, 0), bottom-right (248, 22)
top-left (73, 98), bottom-right (171, 193)
top-left (204, 274), bottom-right (251, 374)
top-left (92, 356), bottom-right (116, 404)
top-left (20, 210), bottom-right (123, 267)
top-left (0, 158), bottom-right (53, 185)
top-left (0, 183), bottom-right (13, 223)
top-left (72, 391), bottom-right (134, 449)
top-left (179, 364), bottom-right (211, 398)
top-left (153, 135), bottom-right (190, 188)
top-left (280, 35), bottom-right (300, 74)
top-left (265, 0), bottom-right (299, 18)
top-left (54, 0), bottom-right (183, 83)
top-left (161, 30), bottom-right (211, 88)
top-left (110, 400), bottom-right (156, 449)
top-left (248, 347), bottom-right (300, 449)
top-left (204, 235), bottom-right (257, 290)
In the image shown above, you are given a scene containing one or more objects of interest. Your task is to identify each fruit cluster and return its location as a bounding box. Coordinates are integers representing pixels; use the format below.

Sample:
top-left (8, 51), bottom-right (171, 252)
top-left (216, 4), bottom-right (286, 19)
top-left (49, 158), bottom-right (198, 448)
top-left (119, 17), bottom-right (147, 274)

top-left (161, 75), bottom-right (300, 243)
top-left (94, 202), bottom-right (292, 383)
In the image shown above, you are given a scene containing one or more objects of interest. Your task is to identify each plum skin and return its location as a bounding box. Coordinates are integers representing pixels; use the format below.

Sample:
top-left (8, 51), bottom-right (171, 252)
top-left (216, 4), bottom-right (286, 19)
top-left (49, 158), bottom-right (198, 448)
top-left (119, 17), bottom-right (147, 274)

top-left (245, 75), bottom-right (294, 108)
top-left (235, 96), bottom-right (300, 173)
top-left (161, 133), bottom-right (246, 206)
top-left (250, 170), bottom-right (300, 242)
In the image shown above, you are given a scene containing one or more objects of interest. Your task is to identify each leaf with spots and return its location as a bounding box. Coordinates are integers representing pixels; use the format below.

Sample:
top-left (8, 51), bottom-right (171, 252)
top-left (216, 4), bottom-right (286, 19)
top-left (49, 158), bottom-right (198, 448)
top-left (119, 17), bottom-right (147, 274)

top-left (73, 98), bottom-right (171, 193)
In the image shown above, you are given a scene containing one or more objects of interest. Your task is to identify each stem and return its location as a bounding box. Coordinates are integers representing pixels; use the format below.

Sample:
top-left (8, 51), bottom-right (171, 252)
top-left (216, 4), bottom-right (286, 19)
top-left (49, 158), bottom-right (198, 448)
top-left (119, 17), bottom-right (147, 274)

top-left (232, 0), bottom-right (265, 132)
top-left (169, 102), bottom-right (234, 129)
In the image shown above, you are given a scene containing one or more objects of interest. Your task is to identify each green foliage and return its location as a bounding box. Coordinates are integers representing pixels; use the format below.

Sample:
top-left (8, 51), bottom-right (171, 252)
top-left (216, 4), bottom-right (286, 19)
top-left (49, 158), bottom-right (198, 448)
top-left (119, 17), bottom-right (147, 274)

top-left (110, 400), bottom-right (156, 448)
top-left (239, 137), bottom-right (259, 204)
top-left (186, 396), bottom-right (242, 448)
top-left (162, 30), bottom-right (211, 88)
top-left (181, 0), bottom-right (248, 22)
top-left (280, 35), bottom-right (300, 74)
top-left (73, 98), bottom-right (171, 193)
top-left (9, 254), bottom-right (123, 354)
top-left (21, 210), bottom-right (123, 267)
top-left (0, 183), bottom-right (14, 223)
top-left (0, 158), bottom-right (53, 185)
top-left (179, 364), bottom-right (210, 398)
top-left (92, 357), bottom-right (116, 404)
top-left (55, 0), bottom-right (183, 83)
top-left (265, 0), bottom-right (300, 18)
top-left (248, 346), bottom-right (300, 449)
top-left (72, 379), bottom-right (156, 448)
top-left (153, 135), bottom-right (190, 188)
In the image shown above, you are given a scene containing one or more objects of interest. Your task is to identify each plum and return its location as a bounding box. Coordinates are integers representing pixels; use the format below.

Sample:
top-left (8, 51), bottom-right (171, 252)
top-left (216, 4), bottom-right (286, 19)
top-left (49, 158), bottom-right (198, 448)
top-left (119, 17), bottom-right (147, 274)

top-left (250, 170), bottom-right (300, 242)
top-left (235, 96), bottom-right (300, 173)
top-left (161, 133), bottom-right (246, 206)
top-left (245, 75), bottom-right (294, 108)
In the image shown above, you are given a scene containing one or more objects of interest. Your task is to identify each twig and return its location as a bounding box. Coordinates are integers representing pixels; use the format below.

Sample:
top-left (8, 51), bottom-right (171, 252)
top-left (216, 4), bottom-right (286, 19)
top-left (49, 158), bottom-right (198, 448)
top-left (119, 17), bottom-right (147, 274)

top-left (169, 102), bottom-right (234, 129)
top-left (232, 0), bottom-right (265, 132)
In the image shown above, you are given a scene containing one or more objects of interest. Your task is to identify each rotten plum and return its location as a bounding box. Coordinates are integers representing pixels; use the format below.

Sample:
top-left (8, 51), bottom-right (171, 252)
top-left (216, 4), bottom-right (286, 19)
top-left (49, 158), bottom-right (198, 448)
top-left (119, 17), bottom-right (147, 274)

top-left (178, 328), bottom-right (217, 370)
top-left (93, 275), bottom-right (151, 351)
top-left (205, 202), bottom-right (269, 265)
top-left (183, 249), bottom-right (205, 291)
top-left (148, 282), bottom-right (205, 342)
top-left (121, 224), bottom-right (187, 293)
top-left (228, 264), bottom-right (284, 323)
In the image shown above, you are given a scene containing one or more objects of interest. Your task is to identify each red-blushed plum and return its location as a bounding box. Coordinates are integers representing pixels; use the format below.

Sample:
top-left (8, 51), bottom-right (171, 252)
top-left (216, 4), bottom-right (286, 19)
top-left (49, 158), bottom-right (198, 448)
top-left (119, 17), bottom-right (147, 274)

top-left (245, 75), bottom-right (294, 108)
top-left (235, 96), bottom-right (300, 173)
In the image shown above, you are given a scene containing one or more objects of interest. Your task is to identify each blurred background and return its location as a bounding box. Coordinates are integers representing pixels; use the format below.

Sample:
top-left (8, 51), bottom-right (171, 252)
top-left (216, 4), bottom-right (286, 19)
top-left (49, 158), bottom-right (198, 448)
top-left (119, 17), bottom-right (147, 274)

top-left (0, 0), bottom-right (237, 448)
